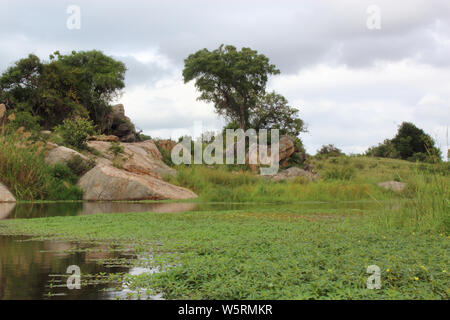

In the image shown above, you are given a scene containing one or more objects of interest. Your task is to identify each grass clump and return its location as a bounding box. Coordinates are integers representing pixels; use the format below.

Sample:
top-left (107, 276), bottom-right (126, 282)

top-left (0, 131), bottom-right (83, 200)
top-left (323, 166), bottom-right (355, 181)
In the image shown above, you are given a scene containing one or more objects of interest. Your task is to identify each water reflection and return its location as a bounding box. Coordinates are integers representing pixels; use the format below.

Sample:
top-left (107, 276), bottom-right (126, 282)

top-left (1, 200), bottom-right (385, 220)
top-left (0, 235), bottom-right (135, 300)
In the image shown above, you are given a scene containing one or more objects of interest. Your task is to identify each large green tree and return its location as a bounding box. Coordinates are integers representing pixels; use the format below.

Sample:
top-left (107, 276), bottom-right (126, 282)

top-left (366, 122), bottom-right (442, 163)
top-left (0, 50), bottom-right (126, 130)
top-left (183, 45), bottom-right (280, 131)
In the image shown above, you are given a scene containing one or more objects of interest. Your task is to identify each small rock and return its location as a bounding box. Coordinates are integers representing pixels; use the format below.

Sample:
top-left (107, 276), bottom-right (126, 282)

top-left (378, 181), bottom-right (407, 192)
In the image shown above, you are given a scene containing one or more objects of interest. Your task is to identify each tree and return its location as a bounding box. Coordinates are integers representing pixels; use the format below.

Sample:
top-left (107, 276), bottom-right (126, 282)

top-left (249, 91), bottom-right (306, 137)
top-left (0, 50), bottom-right (126, 131)
top-left (183, 45), bottom-right (279, 131)
top-left (366, 122), bottom-right (441, 163)
top-left (317, 144), bottom-right (344, 157)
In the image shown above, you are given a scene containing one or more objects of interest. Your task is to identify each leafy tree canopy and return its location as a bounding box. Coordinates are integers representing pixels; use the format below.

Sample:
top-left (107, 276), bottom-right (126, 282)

top-left (317, 144), bottom-right (344, 157)
top-left (249, 91), bottom-right (306, 137)
top-left (366, 122), bottom-right (441, 163)
top-left (183, 44), bottom-right (280, 131)
top-left (0, 50), bottom-right (126, 131)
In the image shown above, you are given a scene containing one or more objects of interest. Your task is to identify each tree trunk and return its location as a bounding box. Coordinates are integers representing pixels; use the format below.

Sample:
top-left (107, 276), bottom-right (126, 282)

top-left (239, 106), bottom-right (246, 131)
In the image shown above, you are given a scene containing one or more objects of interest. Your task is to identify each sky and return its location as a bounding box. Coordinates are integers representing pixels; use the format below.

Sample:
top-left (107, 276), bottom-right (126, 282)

top-left (1, 0), bottom-right (449, 156)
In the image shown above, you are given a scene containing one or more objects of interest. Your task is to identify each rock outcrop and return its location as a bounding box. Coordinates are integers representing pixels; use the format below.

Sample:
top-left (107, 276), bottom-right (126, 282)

top-left (87, 140), bottom-right (175, 178)
top-left (78, 165), bottom-right (197, 201)
top-left (107, 104), bottom-right (139, 142)
top-left (0, 182), bottom-right (16, 203)
top-left (45, 143), bottom-right (90, 166)
top-left (270, 167), bottom-right (319, 182)
top-left (247, 135), bottom-right (296, 173)
top-left (378, 181), bottom-right (407, 192)
top-left (156, 139), bottom-right (177, 154)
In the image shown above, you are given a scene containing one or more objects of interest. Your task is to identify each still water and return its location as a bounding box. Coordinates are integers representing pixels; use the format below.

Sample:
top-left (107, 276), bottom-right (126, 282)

top-left (0, 201), bottom-right (379, 220)
top-left (0, 200), bottom-right (382, 300)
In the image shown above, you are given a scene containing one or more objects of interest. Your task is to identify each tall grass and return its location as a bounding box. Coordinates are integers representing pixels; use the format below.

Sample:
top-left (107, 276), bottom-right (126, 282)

top-left (0, 131), bottom-right (83, 200)
top-left (0, 132), bottom-right (51, 199)
top-left (165, 165), bottom-right (390, 203)
top-left (376, 170), bottom-right (449, 233)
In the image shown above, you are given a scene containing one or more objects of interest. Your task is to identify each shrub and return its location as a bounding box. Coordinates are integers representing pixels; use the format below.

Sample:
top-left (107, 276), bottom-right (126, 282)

top-left (316, 144), bottom-right (344, 157)
top-left (65, 155), bottom-right (96, 176)
top-left (109, 141), bottom-right (124, 156)
top-left (49, 163), bottom-right (78, 184)
top-left (4, 111), bottom-right (41, 136)
top-left (56, 118), bottom-right (96, 150)
top-left (0, 133), bottom-right (50, 200)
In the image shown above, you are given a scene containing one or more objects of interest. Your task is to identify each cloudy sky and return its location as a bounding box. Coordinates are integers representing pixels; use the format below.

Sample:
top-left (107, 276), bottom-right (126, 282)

top-left (1, 0), bottom-right (449, 155)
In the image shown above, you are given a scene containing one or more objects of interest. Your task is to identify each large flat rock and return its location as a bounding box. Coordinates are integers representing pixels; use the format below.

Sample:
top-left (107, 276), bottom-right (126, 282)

top-left (78, 165), bottom-right (197, 201)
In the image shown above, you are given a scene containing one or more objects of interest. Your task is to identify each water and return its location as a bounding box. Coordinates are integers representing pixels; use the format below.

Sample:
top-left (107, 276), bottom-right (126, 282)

top-left (0, 200), bottom-right (386, 299)
top-left (0, 200), bottom-right (381, 220)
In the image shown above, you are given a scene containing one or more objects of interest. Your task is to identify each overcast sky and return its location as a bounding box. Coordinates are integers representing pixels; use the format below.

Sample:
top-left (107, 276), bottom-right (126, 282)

top-left (1, 0), bottom-right (449, 155)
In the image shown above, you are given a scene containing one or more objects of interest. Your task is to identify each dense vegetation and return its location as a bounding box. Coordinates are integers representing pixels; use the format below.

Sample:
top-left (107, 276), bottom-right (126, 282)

top-left (0, 50), bottom-right (126, 132)
top-left (366, 122), bottom-right (442, 163)
top-left (0, 130), bottom-right (84, 200)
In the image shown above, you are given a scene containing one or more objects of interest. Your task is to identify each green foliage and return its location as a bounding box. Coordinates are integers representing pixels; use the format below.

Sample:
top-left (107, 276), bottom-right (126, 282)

top-left (166, 165), bottom-right (385, 202)
top-left (66, 155), bottom-right (96, 176)
top-left (183, 45), bottom-right (280, 130)
top-left (2, 195), bottom-right (448, 299)
top-left (49, 163), bottom-right (78, 184)
top-left (0, 132), bottom-right (82, 200)
top-left (366, 139), bottom-right (399, 159)
top-left (324, 166), bottom-right (356, 181)
top-left (317, 144), bottom-right (345, 157)
top-left (4, 111), bottom-right (41, 135)
top-left (46, 180), bottom-right (83, 201)
top-left (0, 50), bottom-right (126, 131)
top-left (154, 140), bottom-right (174, 167)
top-left (138, 133), bottom-right (152, 141)
top-left (249, 91), bottom-right (306, 137)
top-left (55, 117), bottom-right (96, 149)
top-left (367, 122), bottom-right (442, 163)
top-left (108, 141), bottom-right (124, 156)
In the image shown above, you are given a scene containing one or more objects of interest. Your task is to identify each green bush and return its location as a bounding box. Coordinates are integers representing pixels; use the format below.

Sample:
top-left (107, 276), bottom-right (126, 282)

top-left (108, 142), bottom-right (124, 156)
top-left (49, 163), bottom-right (78, 184)
top-left (66, 155), bottom-right (96, 176)
top-left (55, 118), bottom-right (96, 149)
top-left (0, 132), bottom-right (84, 201)
top-left (46, 180), bottom-right (83, 201)
top-left (5, 111), bottom-right (42, 135)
